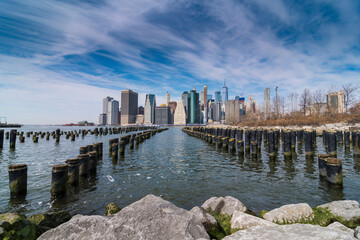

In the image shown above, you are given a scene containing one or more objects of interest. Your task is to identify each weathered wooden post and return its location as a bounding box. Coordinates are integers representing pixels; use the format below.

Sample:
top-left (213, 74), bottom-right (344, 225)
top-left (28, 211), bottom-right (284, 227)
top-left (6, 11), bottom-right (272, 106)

top-left (79, 146), bottom-right (88, 155)
top-left (8, 164), bottom-right (27, 197)
top-left (325, 158), bottom-right (343, 185)
top-left (9, 129), bottom-right (16, 150)
top-left (78, 154), bottom-right (89, 177)
top-left (283, 131), bottom-right (292, 157)
top-left (318, 154), bottom-right (330, 178)
top-left (88, 151), bottom-right (97, 175)
top-left (51, 164), bottom-right (68, 197)
top-left (327, 131), bottom-right (337, 156)
top-left (304, 130), bottom-right (314, 156)
top-left (112, 143), bottom-right (118, 160)
top-left (0, 129), bottom-right (4, 149)
top-left (66, 158), bottom-right (79, 186)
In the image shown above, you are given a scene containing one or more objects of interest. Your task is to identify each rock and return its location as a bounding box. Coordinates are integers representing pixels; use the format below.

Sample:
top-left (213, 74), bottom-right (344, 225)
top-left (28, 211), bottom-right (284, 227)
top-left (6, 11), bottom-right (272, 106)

top-left (223, 224), bottom-right (356, 240)
top-left (327, 222), bottom-right (354, 236)
top-left (231, 211), bottom-right (276, 230)
top-left (29, 211), bottom-right (71, 229)
top-left (355, 226), bottom-right (360, 239)
top-left (0, 213), bottom-right (26, 227)
top-left (28, 214), bottom-right (45, 226)
top-left (0, 220), bottom-right (12, 231)
top-left (201, 196), bottom-right (247, 216)
top-left (263, 203), bottom-right (314, 224)
top-left (318, 200), bottom-right (360, 221)
top-left (39, 194), bottom-right (209, 240)
top-left (189, 206), bottom-right (218, 231)
top-left (105, 202), bottom-right (120, 216)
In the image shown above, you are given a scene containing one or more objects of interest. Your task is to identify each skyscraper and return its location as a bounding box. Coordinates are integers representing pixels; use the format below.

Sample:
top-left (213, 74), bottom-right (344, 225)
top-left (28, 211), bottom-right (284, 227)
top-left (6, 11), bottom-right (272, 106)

top-left (144, 94), bottom-right (156, 124)
top-left (204, 85), bottom-right (207, 109)
top-left (264, 88), bottom-right (271, 120)
top-left (121, 89), bottom-right (138, 125)
top-left (100, 96), bottom-right (113, 125)
top-left (222, 81), bottom-right (228, 105)
top-left (215, 91), bottom-right (221, 103)
top-left (200, 90), bottom-right (204, 106)
top-left (166, 92), bottom-right (170, 106)
top-left (182, 91), bottom-right (190, 123)
top-left (107, 99), bottom-right (119, 125)
top-left (190, 88), bottom-right (200, 124)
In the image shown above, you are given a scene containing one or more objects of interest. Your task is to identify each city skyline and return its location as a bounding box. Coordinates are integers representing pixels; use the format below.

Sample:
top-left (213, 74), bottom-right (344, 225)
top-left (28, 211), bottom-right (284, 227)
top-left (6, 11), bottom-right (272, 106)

top-left (1, 1), bottom-right (359, 124)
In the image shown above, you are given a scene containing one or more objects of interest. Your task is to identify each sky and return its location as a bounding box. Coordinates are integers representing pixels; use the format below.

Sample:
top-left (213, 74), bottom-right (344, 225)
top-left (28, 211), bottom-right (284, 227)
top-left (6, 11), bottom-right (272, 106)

top-left (0, 0), bottom-right (359, 124)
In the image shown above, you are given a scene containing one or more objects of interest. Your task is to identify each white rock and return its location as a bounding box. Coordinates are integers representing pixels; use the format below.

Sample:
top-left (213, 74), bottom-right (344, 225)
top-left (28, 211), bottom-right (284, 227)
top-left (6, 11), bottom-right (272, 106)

top-left (201, 196), bottom-right (247, 216)
top-left (39, 194), bottom-right (209, 240)
top-left (263, 203), bottom-right (314, 224)
top-left (354, 226), bottom-right (360, 239)
top-left (327, 222), bottom-right (354, 236)
top-left (318, 200), bottom-right (360, 221)
top-left (223, 224), bottom-right (356, 240)
top-left (230, 211), bottom-right (276, 230)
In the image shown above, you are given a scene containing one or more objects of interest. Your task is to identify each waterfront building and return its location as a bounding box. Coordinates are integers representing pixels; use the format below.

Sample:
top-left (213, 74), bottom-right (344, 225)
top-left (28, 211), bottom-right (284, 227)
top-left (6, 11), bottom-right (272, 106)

top-left (225, 100), bottom-right (240, 124)
top-left (221, 81), bottom-right (228, 105)
top-left (138, 106), bottom-right (144, 115)
top-left (99, 113), bottom-right (106, 125)
top-left (101, 96), bottom-right (113, 125)
top-left (121, 89), bottom-right (138, 125)
top-left (155, 106), bottom-right (171, 124)
top-left (215, 91), bottom-right (221, 103)
top-left (107, 99), bottom-right (119, 125)
top-left (166, 92), bottom-right (170, 106)
top-left (168, 101), bottom-right (177, 124)
top-left (182, 91), bottom-right (190, 123)
top-left (174, 101), bottom-right (186, 124)
top-left (327, 91), bottom-right (346, 114)
top-left (264, 88), bottom-right (271, 119)
top-left (190, 88), bottom-right (200, 124)
top-left (136, 114), bottom-right (144, 124)
top-left (144, 94), bottom-right (156, 124)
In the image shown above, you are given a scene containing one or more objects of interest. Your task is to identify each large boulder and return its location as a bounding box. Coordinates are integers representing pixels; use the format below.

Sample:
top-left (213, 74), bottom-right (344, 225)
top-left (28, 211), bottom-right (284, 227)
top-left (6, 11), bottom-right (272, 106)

top-left (223, 224), bottom-right (356, 240)
top-left (263, 203), bottom-right (314, 224)
top-left (318, 200), bottom-right (360, 222)
top-left (201, 196), bottom-right (247, 216)
top-left (39, 194), bottom-right (209, 240)
top-left (355, 226), bottom-right (360, 239)
top-left (231, 211), bottom-right (276, 230)
top-left (0, 213), bottom-right (26, 227)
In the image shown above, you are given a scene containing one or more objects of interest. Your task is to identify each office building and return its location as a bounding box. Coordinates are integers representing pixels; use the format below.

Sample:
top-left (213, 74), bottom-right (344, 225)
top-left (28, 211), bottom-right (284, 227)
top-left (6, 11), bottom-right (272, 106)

top-left (138, 106), bottom-right (144, 115)
top-left (155, 106), bottom-right (171, 124)
top-left (174, 101), bottom-right (186, 124)
top-left (200, 90), bottom-right (204, 106)
top-left (190, 88), bottom-right (200, 124)
top-left (107, 99), bottom-right (119, 125)
top-left (215, 91), bottom-right (221, 103)
top-left (168, 101), bottom-right (177, 124)
top-left (207, 94), bottom-right (212, 101)
top-left (121, 89), bottom-right (138, 125)
top-left (222, 81), bottom-right (228, 105)
top-left (144, 94), bottom-right (156, 124)
top-left (136, 115), bottom-right (144, 124)
top-left (225, 100), bottom-right (240, 124)
top-left (182, 91), bottom-right (190, 123)
top-left (166, 92), bottom-right (170, 106)
top-left (264, 88), bottom-right (271, 119)
top-left (99, 114), bottom-right (106, 125)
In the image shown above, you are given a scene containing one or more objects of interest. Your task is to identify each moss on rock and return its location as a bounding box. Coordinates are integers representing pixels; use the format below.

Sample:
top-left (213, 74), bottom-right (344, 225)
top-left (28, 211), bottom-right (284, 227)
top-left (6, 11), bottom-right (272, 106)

top-left (105, 202), bottom-right (121, 216)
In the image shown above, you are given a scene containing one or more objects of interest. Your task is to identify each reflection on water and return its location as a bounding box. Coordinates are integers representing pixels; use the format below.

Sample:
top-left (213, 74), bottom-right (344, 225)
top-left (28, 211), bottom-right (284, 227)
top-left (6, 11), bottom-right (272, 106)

top-left (0, 126), bottom-right (359, 216)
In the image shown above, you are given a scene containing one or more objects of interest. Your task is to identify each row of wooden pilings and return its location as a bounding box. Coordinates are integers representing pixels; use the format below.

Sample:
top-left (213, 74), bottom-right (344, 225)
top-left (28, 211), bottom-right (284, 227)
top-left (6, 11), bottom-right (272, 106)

top-left (0, 126), bottom-right (154, 150)
top-left (6, 127), bottom-right (168, 199)
top-left (108, 128), bottom-right (169, 161)
top-left (182, 126), bottom-right (356, 186)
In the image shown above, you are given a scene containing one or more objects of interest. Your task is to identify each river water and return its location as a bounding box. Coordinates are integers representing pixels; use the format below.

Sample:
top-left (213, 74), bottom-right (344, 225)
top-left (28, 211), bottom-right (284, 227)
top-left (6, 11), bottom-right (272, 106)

top-left (0, 126), bottom-right (359, 216)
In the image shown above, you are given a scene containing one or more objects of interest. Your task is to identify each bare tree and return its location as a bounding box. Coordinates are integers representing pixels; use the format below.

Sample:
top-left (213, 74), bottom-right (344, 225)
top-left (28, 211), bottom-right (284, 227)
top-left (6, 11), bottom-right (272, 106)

top-left (287, 92), bottom-right (298, 114)
top-left (299, 88), bottom-right (311, 116)
top-left (272, 96), bottom-right (279, 119)
top-left (342, 83), bottom-right (359, 113)
top-left (312, 89), bottom-right (325, 115)
top-left (279, 96), bottom-right (286, 116)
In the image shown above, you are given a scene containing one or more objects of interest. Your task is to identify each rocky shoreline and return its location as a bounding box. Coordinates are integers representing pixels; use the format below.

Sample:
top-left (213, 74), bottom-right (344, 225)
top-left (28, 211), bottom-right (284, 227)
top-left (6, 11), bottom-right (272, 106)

top-left (3, 194), bottom-right (357, 239)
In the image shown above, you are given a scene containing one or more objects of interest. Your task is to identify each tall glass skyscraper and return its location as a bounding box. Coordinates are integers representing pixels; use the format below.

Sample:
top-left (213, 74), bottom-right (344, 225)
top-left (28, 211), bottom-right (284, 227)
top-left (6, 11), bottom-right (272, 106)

top-left (144, 94), bottom-right (156, 124)
top-left (222, 81), bottom-right (228, 104)
top-left (215, 91), bottom-right (221, 103)
top-left (190, 89), bottom-right (200, 124)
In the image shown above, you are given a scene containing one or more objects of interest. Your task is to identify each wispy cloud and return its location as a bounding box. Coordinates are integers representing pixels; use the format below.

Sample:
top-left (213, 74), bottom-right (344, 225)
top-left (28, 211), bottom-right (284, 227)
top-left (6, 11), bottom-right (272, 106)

top-left (0, 0), bottom-right (359, 123)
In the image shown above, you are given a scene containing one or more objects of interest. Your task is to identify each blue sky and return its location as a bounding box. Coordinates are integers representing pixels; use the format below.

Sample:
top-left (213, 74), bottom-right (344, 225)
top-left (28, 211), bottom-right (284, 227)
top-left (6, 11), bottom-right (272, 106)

top-left (0, 0), bottom-right (359, 124)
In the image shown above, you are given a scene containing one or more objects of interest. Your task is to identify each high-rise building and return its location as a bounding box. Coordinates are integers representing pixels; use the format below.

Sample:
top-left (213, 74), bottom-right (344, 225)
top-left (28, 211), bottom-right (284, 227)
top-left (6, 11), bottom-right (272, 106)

top-left (99, 114), bottom-right (106, 125)
top-left (121, 89), bottom-right (138, 125)
top-left (214, 102), bottom-right (222, 122)
top-left (207, 94), bottom-right (212, 101)
top-left (166, 92), bottom-right (170, 106)
top-left (174, 101), bottom-right (186, 124)
top-left (107, 99), bottom-right (119, 125)
top-left (235, 95), bottom-right (240, 100)
top-left (190, 88), bottom-right (200, 124)
top-left (182, 91), bottom-right (190, 123)
top-left (168, 101), bottom-right (177, 124)
top-left (155, 106), bottom-right (171, 124)
top-left (144, 94), bottom-right (156, 124)
top-left (264, 88), bottom-right (271, 119)
top-left (103, 96), bottom-right (113, 114)
top-left (200, 90), bottom-right (204, 106)
top-left (221, 81), bottom-right (228, 105)
top-left (138, 106), bottom-right (144, 115)
top-left (225, 100), bottom-right (240, 124)
top-left (204, 85), bottom-right (207, 108)
top-left (215, 91), bottom-right (221, 103)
